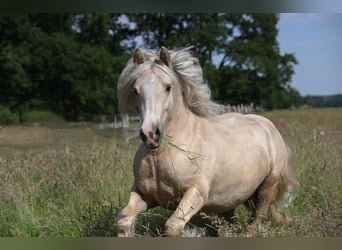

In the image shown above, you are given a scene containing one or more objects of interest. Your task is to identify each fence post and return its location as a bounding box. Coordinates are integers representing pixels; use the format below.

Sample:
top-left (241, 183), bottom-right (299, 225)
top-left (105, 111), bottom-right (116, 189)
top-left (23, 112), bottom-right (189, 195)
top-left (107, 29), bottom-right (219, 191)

top-left (121, 113), bottom-right (130, 128)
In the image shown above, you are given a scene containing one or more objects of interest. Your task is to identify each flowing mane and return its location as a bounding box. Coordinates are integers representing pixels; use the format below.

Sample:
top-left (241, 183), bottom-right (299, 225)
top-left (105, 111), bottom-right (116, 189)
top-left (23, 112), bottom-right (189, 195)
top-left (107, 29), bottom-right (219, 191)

top-left (117, 47), bottom-right (224, 117)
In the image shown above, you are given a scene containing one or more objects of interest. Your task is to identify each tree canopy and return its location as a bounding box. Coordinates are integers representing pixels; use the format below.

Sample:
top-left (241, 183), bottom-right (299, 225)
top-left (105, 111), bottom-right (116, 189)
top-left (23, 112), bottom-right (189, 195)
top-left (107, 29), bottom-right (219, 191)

top-left (0, 13), bottom-right (299, 123)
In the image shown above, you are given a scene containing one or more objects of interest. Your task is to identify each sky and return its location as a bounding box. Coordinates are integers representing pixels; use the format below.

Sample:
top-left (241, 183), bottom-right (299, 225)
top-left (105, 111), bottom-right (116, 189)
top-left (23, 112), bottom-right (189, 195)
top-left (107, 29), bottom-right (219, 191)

top-left (277, 13), bottom-right (342, 96)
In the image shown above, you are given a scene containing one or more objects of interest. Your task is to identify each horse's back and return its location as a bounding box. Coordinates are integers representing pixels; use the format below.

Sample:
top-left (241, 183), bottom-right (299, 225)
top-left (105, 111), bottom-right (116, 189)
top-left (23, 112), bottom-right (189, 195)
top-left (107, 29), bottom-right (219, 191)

top-left (212, 112), bottom-right (285, 149)
top-left (209, 112), bottom-right (289, 180)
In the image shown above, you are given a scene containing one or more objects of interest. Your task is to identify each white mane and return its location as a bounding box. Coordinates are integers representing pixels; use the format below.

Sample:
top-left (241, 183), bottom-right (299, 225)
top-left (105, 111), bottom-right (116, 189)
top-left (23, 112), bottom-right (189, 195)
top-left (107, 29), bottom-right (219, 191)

top-left (117, 47), bottom-right (224, 117)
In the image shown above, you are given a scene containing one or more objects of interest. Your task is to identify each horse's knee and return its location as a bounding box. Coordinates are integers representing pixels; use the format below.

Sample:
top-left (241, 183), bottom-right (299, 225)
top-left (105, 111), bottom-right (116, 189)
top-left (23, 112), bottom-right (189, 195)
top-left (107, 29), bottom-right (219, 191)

top-left (165, 217), bottom-right (185, 237)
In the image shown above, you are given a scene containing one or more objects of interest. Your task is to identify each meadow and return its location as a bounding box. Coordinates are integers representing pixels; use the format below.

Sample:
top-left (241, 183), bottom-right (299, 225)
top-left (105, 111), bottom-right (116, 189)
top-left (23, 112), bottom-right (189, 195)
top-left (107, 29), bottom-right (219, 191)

top-left (0, 108), bottom-right (341, 237)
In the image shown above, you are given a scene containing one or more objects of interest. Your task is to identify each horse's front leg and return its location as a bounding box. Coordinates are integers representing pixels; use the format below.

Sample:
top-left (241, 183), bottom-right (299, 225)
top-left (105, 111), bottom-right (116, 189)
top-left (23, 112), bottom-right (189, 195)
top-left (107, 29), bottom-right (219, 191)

top-left (116, 185), bottom-right (155, 237)
top-left (165, 187), bottom-right (205, 237)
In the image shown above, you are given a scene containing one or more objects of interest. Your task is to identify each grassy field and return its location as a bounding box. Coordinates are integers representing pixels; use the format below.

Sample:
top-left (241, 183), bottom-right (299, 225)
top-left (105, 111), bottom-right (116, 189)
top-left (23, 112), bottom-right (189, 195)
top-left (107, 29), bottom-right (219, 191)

top-left (0, 108), bottom-right (341, 237)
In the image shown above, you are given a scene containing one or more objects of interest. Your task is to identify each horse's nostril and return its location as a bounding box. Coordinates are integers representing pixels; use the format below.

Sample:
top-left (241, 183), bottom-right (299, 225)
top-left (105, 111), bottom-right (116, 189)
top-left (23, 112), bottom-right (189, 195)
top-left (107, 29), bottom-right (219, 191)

top-left (155, 127), bottom-right (161, 137)
top-left (139, 129), bottom-right (147, 141)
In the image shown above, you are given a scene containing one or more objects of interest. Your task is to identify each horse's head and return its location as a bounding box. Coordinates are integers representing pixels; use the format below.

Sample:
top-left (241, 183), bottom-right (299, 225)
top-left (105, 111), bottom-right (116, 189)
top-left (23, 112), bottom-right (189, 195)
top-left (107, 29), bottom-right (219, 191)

top-left (118, 46), bottom-right (223, 149)
top-left (132, 47), bottom-right (177, 149)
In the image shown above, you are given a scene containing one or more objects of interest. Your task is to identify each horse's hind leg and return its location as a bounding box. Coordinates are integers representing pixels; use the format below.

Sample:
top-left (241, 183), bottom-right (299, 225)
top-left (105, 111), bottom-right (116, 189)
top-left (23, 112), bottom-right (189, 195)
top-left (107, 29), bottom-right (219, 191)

top-left (116, 185), bottom-right (155, 237)
top-left (246, 175), bottom-right (279, 236)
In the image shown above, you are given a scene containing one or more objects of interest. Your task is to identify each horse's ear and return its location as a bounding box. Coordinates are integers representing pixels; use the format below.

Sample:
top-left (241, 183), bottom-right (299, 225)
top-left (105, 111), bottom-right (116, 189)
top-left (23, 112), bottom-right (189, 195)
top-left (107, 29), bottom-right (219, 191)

top-left (133, 48), bottom-right (145, 65)
top-left (159, 47), bottom-right (171, 66)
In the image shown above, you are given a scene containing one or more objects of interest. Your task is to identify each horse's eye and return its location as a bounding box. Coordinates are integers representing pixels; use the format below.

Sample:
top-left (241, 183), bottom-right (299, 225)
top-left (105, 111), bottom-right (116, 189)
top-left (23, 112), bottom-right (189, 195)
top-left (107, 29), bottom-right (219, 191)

top-left (165, 85), bottom-right (171, 93)
top-left (132, 87), bottom-right (138, 95)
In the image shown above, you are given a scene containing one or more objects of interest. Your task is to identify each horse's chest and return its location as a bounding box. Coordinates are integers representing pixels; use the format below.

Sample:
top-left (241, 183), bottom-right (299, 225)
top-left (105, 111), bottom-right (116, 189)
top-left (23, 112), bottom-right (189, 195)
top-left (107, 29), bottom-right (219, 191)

top-left (134, 153), bottom-right (184, 207)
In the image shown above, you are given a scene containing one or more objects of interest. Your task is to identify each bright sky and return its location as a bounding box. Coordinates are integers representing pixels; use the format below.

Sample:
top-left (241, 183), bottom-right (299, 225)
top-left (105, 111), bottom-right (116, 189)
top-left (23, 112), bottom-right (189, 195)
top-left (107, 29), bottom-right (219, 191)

top-left (277, 13), bottom-right (342, 96)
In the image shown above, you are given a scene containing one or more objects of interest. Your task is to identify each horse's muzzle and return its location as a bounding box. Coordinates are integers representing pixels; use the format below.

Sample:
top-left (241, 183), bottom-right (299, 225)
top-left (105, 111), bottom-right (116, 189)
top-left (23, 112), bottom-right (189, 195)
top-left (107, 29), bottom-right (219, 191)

top-left (139, 127), bottom-right (161, 149)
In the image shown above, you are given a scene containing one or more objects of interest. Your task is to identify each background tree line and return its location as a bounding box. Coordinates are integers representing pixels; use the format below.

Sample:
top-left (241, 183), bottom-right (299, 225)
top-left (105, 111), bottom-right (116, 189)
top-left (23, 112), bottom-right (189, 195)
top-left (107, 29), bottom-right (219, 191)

top-left (0, 13), bottom-right (302, 124)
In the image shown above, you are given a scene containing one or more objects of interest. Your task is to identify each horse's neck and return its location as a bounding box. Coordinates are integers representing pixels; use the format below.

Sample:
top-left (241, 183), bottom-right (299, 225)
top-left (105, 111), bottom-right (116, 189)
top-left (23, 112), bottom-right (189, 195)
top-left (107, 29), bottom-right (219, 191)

top-left (165, 101), bottom-right (198, 141)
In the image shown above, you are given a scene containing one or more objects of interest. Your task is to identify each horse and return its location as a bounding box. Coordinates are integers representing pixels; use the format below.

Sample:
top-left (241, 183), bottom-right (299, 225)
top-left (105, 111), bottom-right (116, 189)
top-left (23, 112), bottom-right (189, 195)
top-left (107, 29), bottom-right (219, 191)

top-left (116, 46), bottom-right (298, 237)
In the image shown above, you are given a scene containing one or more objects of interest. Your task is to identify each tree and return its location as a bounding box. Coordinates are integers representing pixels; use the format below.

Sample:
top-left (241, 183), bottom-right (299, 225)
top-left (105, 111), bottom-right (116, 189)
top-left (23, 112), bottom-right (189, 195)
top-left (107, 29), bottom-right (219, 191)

top-left (125, 14), bottom-right (230, 64)
top-left (0, 14), bottom-right (42, 122)
top-left (0, 13), bottom-right (125, 121)
top-left (0, 44), bottom-right (32, 122)
top-left (214, 14), bottom-right (297, 109)
top-left (28, 13), bottom-right (73, 34)
top-left (73, 13), bottom-right (125, 55)
top-left (0, 13), bottom-right (300, 125)
top-left (123, 14), bottom-right (298, 109)
top-left (34, 32), bottom-right (124, 120)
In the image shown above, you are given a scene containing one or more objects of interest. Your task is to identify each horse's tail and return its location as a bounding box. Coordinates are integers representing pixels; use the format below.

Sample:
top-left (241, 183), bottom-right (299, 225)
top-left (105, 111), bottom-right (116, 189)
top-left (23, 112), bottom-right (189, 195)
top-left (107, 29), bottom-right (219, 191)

top-left (275, 143), bottom-right (300, 210)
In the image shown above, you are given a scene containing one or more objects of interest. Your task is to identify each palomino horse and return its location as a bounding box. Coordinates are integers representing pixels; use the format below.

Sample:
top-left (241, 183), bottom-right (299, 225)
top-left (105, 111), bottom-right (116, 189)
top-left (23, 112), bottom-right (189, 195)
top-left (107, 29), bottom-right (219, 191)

top-left (116, 47), bottom-right (298, 237)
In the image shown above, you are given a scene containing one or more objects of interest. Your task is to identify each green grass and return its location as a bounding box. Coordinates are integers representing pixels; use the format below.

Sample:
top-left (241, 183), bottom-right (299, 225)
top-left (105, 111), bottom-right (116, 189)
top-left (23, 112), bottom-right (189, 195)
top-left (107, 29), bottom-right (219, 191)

top-left (0, 126), bottom-right (134, 236)
top-left (263, 108), bottom-right (342, 236)
top-left (22, 110), bottom-right (65, 125)
top-left (0, 108), bottom-right (341, 236)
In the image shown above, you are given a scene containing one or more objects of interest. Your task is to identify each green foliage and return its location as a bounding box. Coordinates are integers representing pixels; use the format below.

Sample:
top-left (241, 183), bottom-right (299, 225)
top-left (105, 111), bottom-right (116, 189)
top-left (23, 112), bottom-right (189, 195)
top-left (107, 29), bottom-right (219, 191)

top-left (35, 32), bottom-right (122, 120)
top-left (305, 94), bottom-right (342, 108)
top-left (0, 14), bottom-right (124, 122)
top-left (0, 13), bottom-right (300, 123)
top-left (0, 44), bottom-right (31, 122)
top-left (0, 105), bottom-right (19, 125)
top-left (125, 14), bottom-right (298, 109)
top-left (22, 110), bottom-right (65, 125)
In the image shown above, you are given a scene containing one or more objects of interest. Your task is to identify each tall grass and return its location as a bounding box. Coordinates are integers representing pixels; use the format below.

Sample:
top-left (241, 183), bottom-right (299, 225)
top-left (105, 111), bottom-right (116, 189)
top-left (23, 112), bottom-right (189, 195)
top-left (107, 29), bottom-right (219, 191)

top-left (0, 127), bottom-right (134, 236)
top-left (264, 108), bottom-right (342, 236)
top-left (0, 108), bottom-right (341, 236)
